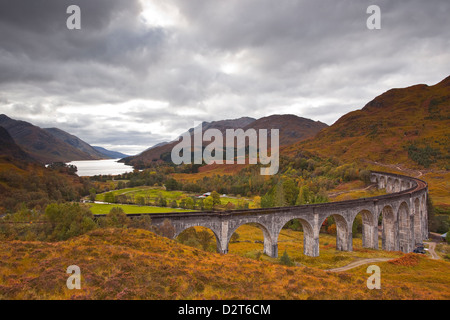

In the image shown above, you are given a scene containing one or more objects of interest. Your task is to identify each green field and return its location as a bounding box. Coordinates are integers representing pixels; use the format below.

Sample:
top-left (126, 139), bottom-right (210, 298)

top-left (95, 186), bottom-right (254, 208)
top-left (95, 186), bottom-right (186, 202)
top-left (88, 203), bottom-right (196, 215)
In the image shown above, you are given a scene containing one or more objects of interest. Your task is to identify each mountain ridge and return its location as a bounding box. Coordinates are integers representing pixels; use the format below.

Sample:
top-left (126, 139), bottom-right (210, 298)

top-left (283, 75), bottom-right (450, 170)
top-left (121, 114), bottom-right (327, 167)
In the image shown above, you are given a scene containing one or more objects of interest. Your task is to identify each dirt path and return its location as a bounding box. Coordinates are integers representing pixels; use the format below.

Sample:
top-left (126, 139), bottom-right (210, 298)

top-left (367, 161), bottom-right (427, 179)
top-left (426, 241), bottom-right (441, 260)
top-left (326, 258), bottom-right (392, 272)
top-left (328, 184), bottom-right (376, 198)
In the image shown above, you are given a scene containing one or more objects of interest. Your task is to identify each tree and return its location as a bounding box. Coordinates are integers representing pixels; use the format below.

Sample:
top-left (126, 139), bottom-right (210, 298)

top-left (283, 179), bottom-right (299, 205)
top-left (280, 250), bottom-right (294, 266)
top-left (252, 196), bottom-right (261, 209)
top-left (230, 232), bottom-right (240, 243)
top-left (129, 215), bottom-right (152, 230)
top-left (104, 192), bottom-right (116, 203)
top-left (157, 193), bottom-right (167, 207)
top-left (225, 202), bottom-right (236, 210)
top-left (211, 191), bottom-right (221, 208)
top-left (89, 188), bottom-right (96, 201)
top-left (170, 200), bottom-right (178, 208)
top-left (136, 196), bottom-right (146, 206)
top-left (296, 185), bottom-right (310, 205)
top-left (106, 207), bottom-right (130, 228)
top-left (165, 178), bottom-right (179, 191)
top-left (159, 219), bottom-right (175, 238)
top-left (204, 196), bottom-right (214, 210)
top-left (197, 229), bottom-right (215, 251)
top-left (45, 203), bottom-right (96, 241)
top-left (185, 197), bottom-right (194, 210)
top-left (327, 224), bottom-right (337, 235)
top-left (261, 193), bottom-right (273, 208)
top-left (273, 181), bottom-right (287, 207)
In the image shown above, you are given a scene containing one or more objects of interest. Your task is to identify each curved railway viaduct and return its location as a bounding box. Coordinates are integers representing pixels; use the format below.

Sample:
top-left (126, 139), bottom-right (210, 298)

top-left (124, 171), bottom-right (428, 258)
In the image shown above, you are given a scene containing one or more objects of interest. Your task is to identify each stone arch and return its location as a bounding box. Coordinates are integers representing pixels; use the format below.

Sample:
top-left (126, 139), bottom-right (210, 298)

top-left (381, 205), bottom-right (397, 251)
top-left (379, 176), bottom-right (386, 189)
top-left (413, 198), bottom-right (422, 244)
top-left (386, 177), bottom-right (393, 193)
top-left (352, 209), bottom-right (378, 249)
top-left (275, 218), bottom-right (317, 257)
top-left (228, 222), bottom-right (276, 257)
top-left (398, 201), bottom-right (412, 253)
top-left (401, 180), bottom-right (408, 191)
top-left (393, 179), bottom-right (400, 193)
top-left (175, 225), bottom-right (223, 254)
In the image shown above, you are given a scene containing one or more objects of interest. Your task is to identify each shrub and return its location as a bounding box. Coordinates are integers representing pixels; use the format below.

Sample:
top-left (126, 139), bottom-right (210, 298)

top-left (280, 250), bottom-right (294, 266)
top-left (45, 203), bottom-right (96, 241)
top-left (105, 207), bottom-right (130, 228)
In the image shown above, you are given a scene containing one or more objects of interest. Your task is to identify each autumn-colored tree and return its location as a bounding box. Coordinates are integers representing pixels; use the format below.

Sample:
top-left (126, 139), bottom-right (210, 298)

top-left (45, 203), bottom-right (96, 241)
top-left (159, 219), bottom-right (175, 238)
top-left (204, 196), bottom-right (214, 210)
top-left (211, 191), bottom-right (221, 207)
top-left (185, 197), bottom-right (194, 210)
top-left (197, 229), bottom-right (215, 251)
top-left (282, 178), bottom-right (299, 205)
top-left (327, 224), bottom-right (337, 235)
top-left (106, 207), bottom-right (130, 228)
top-left (252, 196), bottom-right (261, 209)
top-left (225, 202), bottom-right (236, 210)
top-left (273, 181), bottom-right (287, 207)
top-left (104, 192), bottom-right (115, 203)
top-left (230, 232), bottom-right (240, 243)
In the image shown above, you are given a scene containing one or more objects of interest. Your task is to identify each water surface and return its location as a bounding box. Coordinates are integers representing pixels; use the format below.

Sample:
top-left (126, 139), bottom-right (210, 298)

top-left (66, 159), bottom-right (133, 176)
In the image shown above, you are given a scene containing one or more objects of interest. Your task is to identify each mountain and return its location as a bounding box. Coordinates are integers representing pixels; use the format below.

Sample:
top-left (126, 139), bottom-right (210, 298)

top-left (92, 146), bottom-right (129, 159)
top-left (0, 114), bottom-right (98, 163)
top-left (44, 127), bottom-right (107, 159)
top-left (122, 115), bottom-right (327, 167)
top-left (243, 114), bottom-right (328, 147)
top-left (0, 126), bottom-right (34, 162)
top-left (284, 75), bottom-right (450, 169)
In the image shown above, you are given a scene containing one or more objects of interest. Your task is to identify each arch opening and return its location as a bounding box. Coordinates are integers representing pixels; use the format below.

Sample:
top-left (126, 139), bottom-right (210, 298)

top-left (393, 179), bottom-right (400, 193)
top-left (386, 177), bottom-right (393, 193)
top-left (176, 226), bottom-right (220, 253)
top-left (352, 210), bottom-right (377, 249)
top-left (228, 222), bottom-right (275, 259)
top-left (277, 218), bottom-right (317, 259)
top-left (321, 214), bottom-right (351, 252)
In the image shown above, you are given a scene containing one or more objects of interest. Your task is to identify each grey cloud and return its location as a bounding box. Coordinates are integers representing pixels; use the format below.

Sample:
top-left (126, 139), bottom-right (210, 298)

top-left (0, 0), bottom-right (449, 154)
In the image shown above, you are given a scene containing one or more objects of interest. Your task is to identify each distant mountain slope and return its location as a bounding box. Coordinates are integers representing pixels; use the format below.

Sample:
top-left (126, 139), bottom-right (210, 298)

top-left (44, 127), bottom-right (107, 159)
top-left (243, 114), bottom-right (328, 147)
top-left (0, 114), bottom-right (97, 163)
top-left (0, 126), bottom-right (34, 162)
top-left (284, 75), bottom-right (450, 169)
top-left (92, 146), bottom-right (129, 159)
top-left (121, 116), bottom-right (256, 166)
top-left (122, 115), bottom-right (326, 167)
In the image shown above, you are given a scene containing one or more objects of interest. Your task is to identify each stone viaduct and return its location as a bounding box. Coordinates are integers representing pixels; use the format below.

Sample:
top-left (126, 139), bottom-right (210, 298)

top-left (124, 171), bottom-right (428, 258)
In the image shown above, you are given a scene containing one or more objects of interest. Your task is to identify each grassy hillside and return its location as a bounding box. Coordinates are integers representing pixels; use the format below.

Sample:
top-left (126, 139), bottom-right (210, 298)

top-left (0, 228), bottom-right (448, 300)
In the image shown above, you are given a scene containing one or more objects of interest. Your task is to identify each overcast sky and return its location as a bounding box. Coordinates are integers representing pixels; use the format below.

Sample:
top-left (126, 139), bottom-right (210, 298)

top-left (0, 0), bottom-right (449, 155)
